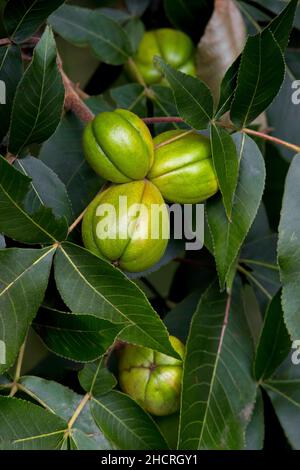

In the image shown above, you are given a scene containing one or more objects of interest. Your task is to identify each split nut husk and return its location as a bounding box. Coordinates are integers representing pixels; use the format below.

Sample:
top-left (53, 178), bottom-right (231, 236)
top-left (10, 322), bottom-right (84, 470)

top-left (82, 180), bottom-right (169, 273)
top-left (119, 336), bottom-right (185, 416)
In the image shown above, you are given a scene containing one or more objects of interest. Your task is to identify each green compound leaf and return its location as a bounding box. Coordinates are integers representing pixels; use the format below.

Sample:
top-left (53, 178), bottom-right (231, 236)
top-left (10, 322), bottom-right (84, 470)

top-left (91, 391), bottom-right (168, 450)
top-left (8, 27), bottom-right (64, 154)
top-left (54, 242), bottom-right (178, 358)
top-left (49, 4), bottom-right (132, 65)
top-left (0, 247), bottom-right (55, 374)
top-left (0, 396), bottom-right (66, 450)
top-left (230, 30), bottom-right (285, 128)
top-left (210, 123), bottom-right (239, 221)
top-left (207, 134), bottom-right (265, 290)
top-left (178, 281), bottom-right (256, 450)
top-left (4, 0), bottom-right (64, 43)
top-left (278, 155), bottom-right (300, 340)
top-left (154, 57), bottom-right (214, 130)
top-left (0, 156), bottom-right (68, 244)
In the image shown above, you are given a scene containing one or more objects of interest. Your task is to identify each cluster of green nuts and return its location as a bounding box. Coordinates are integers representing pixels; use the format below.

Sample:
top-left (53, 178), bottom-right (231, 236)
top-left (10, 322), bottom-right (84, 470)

top-left (82, 109), bottom-right (218, 273)
top-left (81, 29), bottom-right (214, 416)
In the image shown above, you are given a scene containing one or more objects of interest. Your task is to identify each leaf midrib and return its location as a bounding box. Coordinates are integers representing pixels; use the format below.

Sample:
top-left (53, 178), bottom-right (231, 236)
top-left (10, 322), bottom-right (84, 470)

top-left (92, 394), bottom-right (166, 449)
top-left (161, 61), bottom-right (212, 121)
top-left (196, 312), bottom-right (228, 449)
top-left (51, 9), bottom-right (129, 59)
top-left (10, 0), bottom-right (39, 40)
top-left (16, 29), bottom-right (50, 152)
top-left (58, 245), bottom-right (171, 355)
top-left (0, 247), bottom-right (55, 298)
top-left (0, 181), bottom-right (57, 242)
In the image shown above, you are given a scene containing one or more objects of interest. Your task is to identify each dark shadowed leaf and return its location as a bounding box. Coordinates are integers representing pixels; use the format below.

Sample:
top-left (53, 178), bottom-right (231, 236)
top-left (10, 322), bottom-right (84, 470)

top-left (97, 7), bottom-right (131, 24)
top-left (110, 84), bottom-right (147, 117)
top-left (215, 55), bottom-right (240, 119)
top-left (278, 155), bottom-right (300, 340)
top-left (8, 27), bottom-right (64, 154)
top-left (178, 281), bottom-right (256, 450)
top-left (150, 85), bottom-right (188, 133)
top-left (264, 143), bottom-right (289, 231)
top-left (124, 18), bottom-right (144, 54)
top-left (39, 113), bottom-right (104, 217)
top-left (3, 0), bottom-right (64, 42)
top-left (49, 4), bottom-right (132, 65)
top-left (207, 134), bottom-right (265, 289)
top-left (240, 204), bottom-right (280, 312)
top-left (0, 45), bottom-right (22, 142)
top-left (154, 57), bottom-right (214, 130)
top-left (254, 291), bottom-right (291, 381)
top-left (54, 243), bottom-right (177, 358)
top-left (0, 247), bottom-right (55, 374)
top-left (14, 156), bottom-right (73, 223)
top-left (266, 0), bottom-right (298, 51)
top-left (245, 388), bottom-right (264, 450)
top-left (91, 391), bottom-right (168, 450)
top-left (78, 358), bottom-right (117, 397)
top-left (164, 0), bottom-right (213, 42)
top-left (241, 285), bottom-right (263, 350)
top-left (163, 290), bottom-right (204, 343)
top-left (125, 0), bottom-right (150, 16)
top-left (0, 156), bottom-right (68, 243)
top-left (268, 52), bottom-right (300, 160)
top-left (263, 379), bottom-right (300, 450)
top-left (230, 30), bottom-right (285, 128)
top-left (257, 0), bottom-right (300, 29)
top-left (0, 396), bottom-right (66, 449)
top-left (34, 306), bottom-right (121, 362)
top-left (210, 124), bottom-right (239, 220)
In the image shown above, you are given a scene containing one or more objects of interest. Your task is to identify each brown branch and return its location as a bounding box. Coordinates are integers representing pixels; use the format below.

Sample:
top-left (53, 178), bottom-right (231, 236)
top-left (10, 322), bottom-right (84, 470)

top-left (56, 54), bottom-right (94, 123)
top-left (5, 152), bottom-right (17, 165)
top-left (243, 127), bottom-right (300, 154)
top-left (74, 83), bottom-right (90, 100)
top-left (143, 116), bottom-right (185, 124)
top-left (143, 116), bottom-right (300, 154)
top-left (61, 68), bottom-right (95, 123)
top-left (22, 36), bottom-right (40, 47)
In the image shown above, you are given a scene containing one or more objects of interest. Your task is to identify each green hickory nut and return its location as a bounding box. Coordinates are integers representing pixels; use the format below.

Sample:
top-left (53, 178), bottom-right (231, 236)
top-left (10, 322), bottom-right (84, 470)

top-left (119, 336), bottom-right (185, 416)
top-left (148, 130), bottom-right (219, 204)
top-left (82, 180), bottom-right (169, 273)
top-left (128, 28), bottom-right (196, 85)
top-left (83, 109), bottom-right (154, 183)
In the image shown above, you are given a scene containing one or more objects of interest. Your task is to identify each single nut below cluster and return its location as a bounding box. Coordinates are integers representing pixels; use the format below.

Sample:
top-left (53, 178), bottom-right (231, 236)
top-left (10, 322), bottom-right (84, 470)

top-left (118, 336), bottom-right (185, 416)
